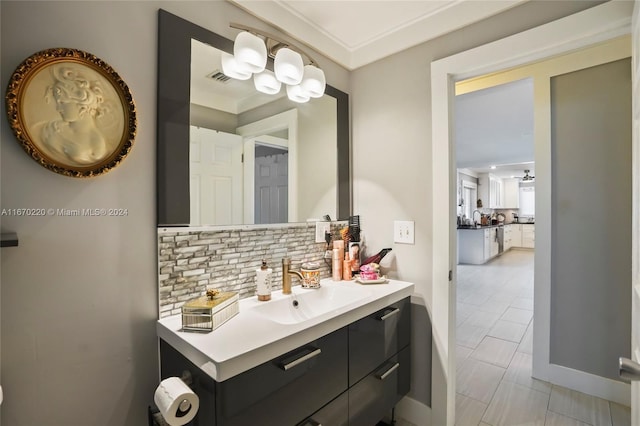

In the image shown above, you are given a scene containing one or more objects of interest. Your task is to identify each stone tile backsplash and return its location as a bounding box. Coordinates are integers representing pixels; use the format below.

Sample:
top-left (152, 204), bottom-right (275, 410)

top-left (157, 223), bottom-right (341, 318)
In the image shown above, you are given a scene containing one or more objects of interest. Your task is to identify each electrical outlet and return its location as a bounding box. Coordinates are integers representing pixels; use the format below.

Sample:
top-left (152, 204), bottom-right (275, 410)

top-left (394, 220), bottom-right (415, 244)
top-left (315, 222), bottom-right (331, 243)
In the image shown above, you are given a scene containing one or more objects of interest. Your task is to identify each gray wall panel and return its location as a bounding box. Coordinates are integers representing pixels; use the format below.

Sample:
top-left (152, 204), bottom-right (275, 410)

top-left (550, 58), bottom-right (632, 381)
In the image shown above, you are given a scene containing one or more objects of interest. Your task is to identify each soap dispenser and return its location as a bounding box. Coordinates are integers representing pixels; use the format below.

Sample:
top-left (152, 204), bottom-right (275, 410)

top-left (256, 259), bottom-right (272, 301)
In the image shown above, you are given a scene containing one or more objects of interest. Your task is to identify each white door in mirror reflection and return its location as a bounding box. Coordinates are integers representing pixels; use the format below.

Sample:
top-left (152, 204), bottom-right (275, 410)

top-left (190, 127), bottom-right (243, 225)
top-left (255, 146), bottom-right (288, 224)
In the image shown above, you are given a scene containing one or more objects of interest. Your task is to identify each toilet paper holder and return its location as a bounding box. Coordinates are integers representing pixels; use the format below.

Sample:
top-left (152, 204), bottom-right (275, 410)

top-left (178, 370), bottom-right (193, 386)
top-left (151, 370), bottom-right (198, 426)
top-left (174, 371), bottom-right (194, 413)
top-left (178, 370), bottom-right (193, 413)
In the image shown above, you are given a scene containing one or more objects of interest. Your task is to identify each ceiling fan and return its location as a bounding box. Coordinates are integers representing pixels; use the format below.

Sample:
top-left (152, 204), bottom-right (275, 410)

top-left (521, 169), bottom-right (535, 181)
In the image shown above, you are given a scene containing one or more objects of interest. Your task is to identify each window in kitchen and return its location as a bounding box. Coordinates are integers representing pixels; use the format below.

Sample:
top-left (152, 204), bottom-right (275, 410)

top-left (519, 185), bottom-right (535, 216)
top-left (461, 181), bottom-right (477, 220)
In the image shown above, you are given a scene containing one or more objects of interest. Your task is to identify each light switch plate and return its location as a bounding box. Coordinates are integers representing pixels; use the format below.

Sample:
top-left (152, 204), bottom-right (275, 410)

top-left (315, 222), bottom-right (331, 243)
top-left (394, 220), bottom-right (415, 244)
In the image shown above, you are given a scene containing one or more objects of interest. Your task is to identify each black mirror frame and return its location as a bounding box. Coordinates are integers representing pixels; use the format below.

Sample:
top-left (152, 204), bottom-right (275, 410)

top-left (157, 9), bottom-right (351, 226)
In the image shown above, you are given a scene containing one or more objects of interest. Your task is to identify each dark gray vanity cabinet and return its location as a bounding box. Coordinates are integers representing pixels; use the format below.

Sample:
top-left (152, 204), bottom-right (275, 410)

top-left (215, 327), bottom-right (348, 426)
top-left (160, 327), bottom-right (348, 426)
top-left (297, 392), bottom-right (349, 426)
top-left (348, 347), bottom-right (411, 426)
top-left (348, 297), bottom-right (411, 385)
top-left (159, 339), bottom-right (217, 426)
top-left (158, 297), bottom-right (411, 426)
top-left (347, 297), bottom-right (411, 425)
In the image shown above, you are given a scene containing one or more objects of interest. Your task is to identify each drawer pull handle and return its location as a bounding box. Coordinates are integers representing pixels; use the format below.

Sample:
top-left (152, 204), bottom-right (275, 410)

top-left (377, 362), bottom-right (400, 381)
top-left (280, 348), bottom-right (322, 371)
top-left (304, 420), bottom-right (322, 426)
top-left (378, 308), bottom-right (400, 321)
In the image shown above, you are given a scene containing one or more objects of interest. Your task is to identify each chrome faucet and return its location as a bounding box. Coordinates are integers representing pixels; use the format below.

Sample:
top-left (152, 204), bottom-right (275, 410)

top-left (282, 257), bottom-right (303, 294)
top-left (472, 209), bottom-right (482, 226)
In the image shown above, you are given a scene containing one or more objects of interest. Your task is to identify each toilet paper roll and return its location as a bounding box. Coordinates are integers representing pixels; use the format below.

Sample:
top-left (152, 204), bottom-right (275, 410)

top-left (154, 377), bottom-right (199, 426)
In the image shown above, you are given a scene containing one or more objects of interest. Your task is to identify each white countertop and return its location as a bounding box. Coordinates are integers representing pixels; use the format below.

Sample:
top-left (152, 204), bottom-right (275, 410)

top-left (157, 278), bottom-right (414, 382)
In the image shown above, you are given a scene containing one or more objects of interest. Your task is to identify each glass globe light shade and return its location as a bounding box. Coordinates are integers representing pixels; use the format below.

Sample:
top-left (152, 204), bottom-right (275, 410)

top-left (300, 65), bottom-right (326, 98)
top-left (286, 84), bottom-right (310, 103)
top-left (253, 70), bottom-right (282, 95)
top-left (274, 48), bottom-right (304, 85)
top-left (234, 31), bottom-right (267, 73)
top-left (221, 52), bottom-right (251, 80)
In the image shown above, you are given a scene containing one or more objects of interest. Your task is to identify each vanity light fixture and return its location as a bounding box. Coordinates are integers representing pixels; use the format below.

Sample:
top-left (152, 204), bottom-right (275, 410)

top-left (253, 69), bottom-right (281, 95)
top-left (301, 64), bottom-right (326, 98)
top-left (233, 31), bottom-right (267, 73)
top-left (274, 47), bottom-right (304, 85)
top-left (225, 23), bottom-right (326, 103)
top-left (221, 52), bottom-right (252, 80)
top-left (286, 84), bottom-right (310, 103)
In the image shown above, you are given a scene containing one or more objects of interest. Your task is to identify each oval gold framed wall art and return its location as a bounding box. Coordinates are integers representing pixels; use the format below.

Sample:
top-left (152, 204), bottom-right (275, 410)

top-left (5, 47), bottom-right (136, 178)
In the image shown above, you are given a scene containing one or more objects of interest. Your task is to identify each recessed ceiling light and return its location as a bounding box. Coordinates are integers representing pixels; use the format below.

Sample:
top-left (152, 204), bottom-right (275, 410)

top-left (490, 165), bottom-right (496, 169)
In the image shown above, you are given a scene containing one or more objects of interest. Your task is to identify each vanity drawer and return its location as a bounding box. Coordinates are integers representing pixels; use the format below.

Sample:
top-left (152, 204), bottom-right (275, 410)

top-left (348, 346), bottom-right (411, 426)
top-left (215, 326), bottom-right (348, 426)
top-left (348, 297), bottom-right (411, 385)
top-left (297, 392), bottom-right (348, 426)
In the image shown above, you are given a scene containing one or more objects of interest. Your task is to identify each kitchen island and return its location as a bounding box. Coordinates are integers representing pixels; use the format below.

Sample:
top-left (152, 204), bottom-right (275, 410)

top-left (458, 223), bottom-right (534, 264)
top-left (458, 225), bottom-right (501, 264)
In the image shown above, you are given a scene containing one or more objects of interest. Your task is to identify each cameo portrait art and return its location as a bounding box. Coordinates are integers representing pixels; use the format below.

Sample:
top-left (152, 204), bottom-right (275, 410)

top-left (5, 48), bottom-right (136, 177)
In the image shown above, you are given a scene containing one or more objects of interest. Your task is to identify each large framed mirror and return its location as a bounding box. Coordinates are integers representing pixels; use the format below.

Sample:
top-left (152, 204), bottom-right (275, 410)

top-left (157, 9), bottom-right (350, 226)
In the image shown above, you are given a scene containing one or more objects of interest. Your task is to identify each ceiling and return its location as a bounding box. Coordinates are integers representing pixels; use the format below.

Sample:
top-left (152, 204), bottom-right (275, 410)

top-left (455, 78), bottom-right (535, 178)
top-left (228, 0), bottom-right (527, 70)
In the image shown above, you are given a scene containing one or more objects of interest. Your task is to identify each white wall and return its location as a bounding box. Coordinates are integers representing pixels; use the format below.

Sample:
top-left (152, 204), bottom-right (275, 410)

top-left (0, 2), bottom-right (348, 425)
top-left (296, 95), bottom-right (338, 221)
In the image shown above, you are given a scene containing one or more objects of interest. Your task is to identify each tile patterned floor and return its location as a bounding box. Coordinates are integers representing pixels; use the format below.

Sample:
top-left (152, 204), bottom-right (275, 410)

top-left (455, 250), bottom-right (631, 426)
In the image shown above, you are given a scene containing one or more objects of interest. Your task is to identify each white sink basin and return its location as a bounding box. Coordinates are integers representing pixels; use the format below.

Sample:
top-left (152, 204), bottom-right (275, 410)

top-left (251, 285), bottom-right (372, 325)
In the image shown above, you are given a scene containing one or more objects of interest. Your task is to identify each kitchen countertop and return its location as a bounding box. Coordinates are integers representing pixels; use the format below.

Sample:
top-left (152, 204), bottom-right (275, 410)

top-left (157, 278), bottom-right (414, 382)
top-left (458, 222), bottom-right (534, 230)
top-left (458, 224), bottom-right (503, 229)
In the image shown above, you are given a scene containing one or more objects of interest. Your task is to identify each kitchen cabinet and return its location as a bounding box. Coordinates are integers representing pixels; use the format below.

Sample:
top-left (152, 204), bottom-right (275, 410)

top-left (478, 174), bottom-right (503, 208)
top-left (522, 224), bottom-right (535, 248)
top-left (159, 298), bottom-right (411, 426)
top-left (511, 224), bottom-right (522, 247)
top-left (502, 178), bottom-right (520, 208)
top-left (504, 225), bottom-right (513, 251)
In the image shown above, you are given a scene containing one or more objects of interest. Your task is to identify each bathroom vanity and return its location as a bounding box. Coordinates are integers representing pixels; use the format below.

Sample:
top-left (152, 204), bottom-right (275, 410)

top-left (157, 279), bottom-right (413, 426)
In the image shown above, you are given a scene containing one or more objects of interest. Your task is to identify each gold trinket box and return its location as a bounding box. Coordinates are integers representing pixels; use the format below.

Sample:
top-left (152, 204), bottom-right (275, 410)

top-left (181, 291), bottom-right (239, 332)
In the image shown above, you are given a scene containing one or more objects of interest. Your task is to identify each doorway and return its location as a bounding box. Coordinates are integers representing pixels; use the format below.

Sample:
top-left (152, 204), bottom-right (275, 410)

top-left (454, 77), bottom-right (538, 424)
top-left (430, 3), bottom-right (634, 425)
top-left (253, 141), bottom-right (289, 224)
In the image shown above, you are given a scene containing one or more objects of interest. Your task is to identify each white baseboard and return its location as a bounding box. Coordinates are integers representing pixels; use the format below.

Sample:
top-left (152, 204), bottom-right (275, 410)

top-left (544, 363), bottom-right (630, 406)
top-left (395, 396), bottom-right (432, 426)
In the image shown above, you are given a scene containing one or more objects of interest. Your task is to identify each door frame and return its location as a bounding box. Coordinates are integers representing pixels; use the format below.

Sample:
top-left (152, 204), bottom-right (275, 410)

top-left (245, 135), bottom-right (289, 224)
top-left (237, 109), bottom-right (299, 224)
top-left (430, 2), bottom-right (633, 425)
